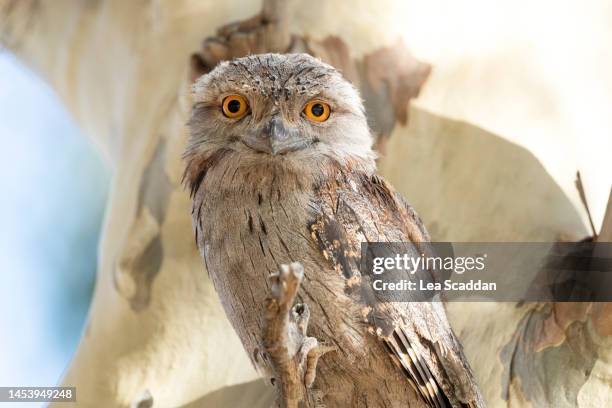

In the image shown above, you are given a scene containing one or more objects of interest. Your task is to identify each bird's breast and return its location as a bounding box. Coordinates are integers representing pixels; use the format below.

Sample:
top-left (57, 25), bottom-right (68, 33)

top-left (192, 182), bottom-right (409, 406)
top-left (195, 188), bottom-right (325, 357)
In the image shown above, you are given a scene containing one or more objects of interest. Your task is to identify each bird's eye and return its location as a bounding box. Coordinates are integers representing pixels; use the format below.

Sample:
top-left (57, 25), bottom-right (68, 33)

top-left (222, 94), bottom-right (249, 119)
top-left (303, 100), bottom-right (331, 122)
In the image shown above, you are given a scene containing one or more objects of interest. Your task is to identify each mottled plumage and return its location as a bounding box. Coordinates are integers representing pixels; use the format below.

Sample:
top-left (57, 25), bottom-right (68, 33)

top-left (184, 53), bottom-right (484, 407)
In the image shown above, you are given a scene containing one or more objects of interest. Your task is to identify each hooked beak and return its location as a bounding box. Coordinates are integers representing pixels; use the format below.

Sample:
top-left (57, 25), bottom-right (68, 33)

top-left (243, 116), bottom-right (310, 155)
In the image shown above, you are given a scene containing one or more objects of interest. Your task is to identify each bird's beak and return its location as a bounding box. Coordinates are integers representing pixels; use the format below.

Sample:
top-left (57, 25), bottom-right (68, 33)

top-left (244, 116), bottom-right (309, 155)
top-left (265, 116), bottom-right (309, 155)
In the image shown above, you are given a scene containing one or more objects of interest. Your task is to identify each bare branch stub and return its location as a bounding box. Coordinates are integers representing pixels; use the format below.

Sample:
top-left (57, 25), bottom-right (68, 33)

top-left (263, 263), bottom-right (334, 408)
top-left (575, 171), bottom-right (598, 238)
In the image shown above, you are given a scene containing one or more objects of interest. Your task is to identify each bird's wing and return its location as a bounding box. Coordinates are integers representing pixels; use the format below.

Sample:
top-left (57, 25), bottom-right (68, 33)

top-left (310, 172), bottom-right (485, 408)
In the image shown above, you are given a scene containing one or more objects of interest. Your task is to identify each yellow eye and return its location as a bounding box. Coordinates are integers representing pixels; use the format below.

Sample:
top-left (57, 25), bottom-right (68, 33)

top-left (222, 94), bottom-right (249, 118)
top-left (303, 100), bottom-right (331, 122)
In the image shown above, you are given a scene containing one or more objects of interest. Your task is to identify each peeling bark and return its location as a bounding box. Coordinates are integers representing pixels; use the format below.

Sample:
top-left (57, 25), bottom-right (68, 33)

top-left (499, 191), bottom-right (612, 407)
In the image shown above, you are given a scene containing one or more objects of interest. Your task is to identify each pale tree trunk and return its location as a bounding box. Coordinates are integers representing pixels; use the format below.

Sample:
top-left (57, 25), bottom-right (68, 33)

top-left (1, 0), bottom-right (610, 407)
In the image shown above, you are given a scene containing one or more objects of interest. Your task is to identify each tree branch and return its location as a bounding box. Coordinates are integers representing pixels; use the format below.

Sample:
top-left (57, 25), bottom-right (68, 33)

top-left (263, 263), bottom-right (334, 408)
top-left (575, 171), bottom-right (598, 238)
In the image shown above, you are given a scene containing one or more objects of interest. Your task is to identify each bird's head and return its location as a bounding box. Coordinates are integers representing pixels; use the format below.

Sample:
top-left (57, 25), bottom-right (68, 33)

top-left (184, 53), bottom-right (376, 195)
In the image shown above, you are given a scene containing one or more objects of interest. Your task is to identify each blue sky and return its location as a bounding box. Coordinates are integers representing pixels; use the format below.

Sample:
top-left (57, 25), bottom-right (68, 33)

top-left (0, 52), bottom-right (109, 406)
